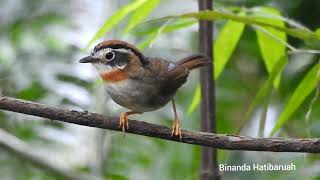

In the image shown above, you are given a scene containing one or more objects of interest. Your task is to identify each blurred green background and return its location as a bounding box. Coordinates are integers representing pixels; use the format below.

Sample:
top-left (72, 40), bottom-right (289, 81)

top-left (0, 0), bottom-right (320, 179)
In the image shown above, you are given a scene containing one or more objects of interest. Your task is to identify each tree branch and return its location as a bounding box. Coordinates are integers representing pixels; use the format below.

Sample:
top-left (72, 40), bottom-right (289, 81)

top-left (0, 96), bottom-right (320, 153)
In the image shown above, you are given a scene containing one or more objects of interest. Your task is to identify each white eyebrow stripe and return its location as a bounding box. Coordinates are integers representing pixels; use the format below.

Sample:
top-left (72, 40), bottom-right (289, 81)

top-left (93, 47), bottom-right (134, 59)
top-left (113, 48), bottom-right (133, 54)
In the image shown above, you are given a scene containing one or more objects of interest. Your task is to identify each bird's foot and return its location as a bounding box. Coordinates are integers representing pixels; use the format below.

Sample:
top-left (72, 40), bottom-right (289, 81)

top-left (171, 119), bottom-right (182, 139)
top-left (119, 112), bottom-right (129, 134)
top-left (119, 111), bottom-right (142, 136)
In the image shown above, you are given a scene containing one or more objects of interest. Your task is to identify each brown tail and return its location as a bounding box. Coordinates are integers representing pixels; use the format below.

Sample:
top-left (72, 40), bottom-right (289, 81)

top-left (177, 54), bottom-right (211, 70)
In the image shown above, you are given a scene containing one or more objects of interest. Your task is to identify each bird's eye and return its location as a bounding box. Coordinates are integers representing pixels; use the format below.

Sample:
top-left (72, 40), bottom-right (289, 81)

top-left (105, 51), bottom-right (115, 61)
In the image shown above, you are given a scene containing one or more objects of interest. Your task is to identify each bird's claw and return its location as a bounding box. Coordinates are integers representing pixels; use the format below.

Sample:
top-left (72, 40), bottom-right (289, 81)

top-left (119, 112), bottom-right (129, 135)
top-left (171, 120), bottom-right (182, 139)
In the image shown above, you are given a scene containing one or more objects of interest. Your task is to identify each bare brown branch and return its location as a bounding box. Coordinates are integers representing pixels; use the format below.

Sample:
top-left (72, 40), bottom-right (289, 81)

top-left (198, 0), bottom-right (218, 179)
top-left (0, 96), bottom-right (320, 153)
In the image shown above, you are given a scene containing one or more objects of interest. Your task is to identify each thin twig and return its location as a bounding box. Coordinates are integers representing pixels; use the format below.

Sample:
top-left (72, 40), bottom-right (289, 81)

top-left (258, 95), bottom-right (269, 137)
top-left (252, 25), bottom-right (296, 51)
top-left (288, 49), bottom-right (320, 55)
top-left (253, 25), bottom-right (320, 55)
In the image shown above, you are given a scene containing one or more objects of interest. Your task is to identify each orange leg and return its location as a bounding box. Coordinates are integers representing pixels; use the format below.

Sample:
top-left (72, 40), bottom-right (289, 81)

top-left (119, 111), bottom-right (141, 134)
top-left (171, 98), bottom-right (182, 139)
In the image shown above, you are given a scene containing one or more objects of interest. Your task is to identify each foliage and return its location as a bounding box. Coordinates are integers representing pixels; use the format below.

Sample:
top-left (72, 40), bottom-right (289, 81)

top-left (85, 0), bottom-right (158, 49)
top-left (1, 0), bottom-right (320, 179)
top-left (271, 63), bottom-right (320, 136)
top-left (214, 12), bottom-right (246, 79)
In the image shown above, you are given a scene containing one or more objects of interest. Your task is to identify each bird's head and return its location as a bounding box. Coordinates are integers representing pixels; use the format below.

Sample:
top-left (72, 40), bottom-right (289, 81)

top-left (79, 40), bottom-right (148, 82)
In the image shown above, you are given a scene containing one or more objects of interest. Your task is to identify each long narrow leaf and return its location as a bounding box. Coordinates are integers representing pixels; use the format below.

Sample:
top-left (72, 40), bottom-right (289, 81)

top-left (137, 19), bottom-right (172, 50)
top-left (255, 7), bottom-right (287, 88)
top-left (236, 56), bottom-right (288, 134)
top-left (125, 0), bottom-right (161, 33)
top-left (249, 8), bottom-right (310, 31)
top-left (149, 10), bottom-right (319, 41)
top-left (137, 33), bottom-right (157, 50)
top-left (84, 0), bottom-right (148, 49)
top-left (136, 19), bottom-right (197, 50)
top-left (270, 64), bottom-right (320, 136)
top-left (187, 85), bottom-right (201, 116)
top-left (132, 19), bottom-right (197, 36)
top-left (214, 12), bottom-right (245, 79)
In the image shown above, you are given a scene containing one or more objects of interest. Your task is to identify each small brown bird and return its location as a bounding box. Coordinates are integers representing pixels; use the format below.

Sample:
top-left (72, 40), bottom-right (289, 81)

top-left (79, 40), bottom-right (210, 138)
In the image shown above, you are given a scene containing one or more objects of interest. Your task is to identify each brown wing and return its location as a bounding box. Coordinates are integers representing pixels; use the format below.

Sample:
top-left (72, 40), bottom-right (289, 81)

top-left (157, 59), bottom-right (190, 96)
top-left (126, 56), bottom-right (188, 96)
top-left (159, 54), bottom-right (210, 95)
top-left (161, 65), bottom-right (189, 94)
top-left (126, 57), bottom-right (169, 82)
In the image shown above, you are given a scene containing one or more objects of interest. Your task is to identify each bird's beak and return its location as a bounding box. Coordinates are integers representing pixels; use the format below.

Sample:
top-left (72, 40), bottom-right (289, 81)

top-left (79, 56), bottom-right (99, 63)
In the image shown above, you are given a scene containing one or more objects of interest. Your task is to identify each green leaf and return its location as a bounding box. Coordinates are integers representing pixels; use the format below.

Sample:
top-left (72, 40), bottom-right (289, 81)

top-left (125, 0), bottom-right (161, 33)
top-left (150, 10), bottom-right (319, 41)
top-left (137, 33), bottom-right (157, 50)
top-left (187, 85), bottom-right (201, 116)
top-left (84, 0), bottom-right (148, 49)
top-left (214, 12), bottom-right (245, 79)
top-left (10, 20), bottom-right (24, 47)
top-left (236, 56), bottom-right (287, 134)
top-left (137, 19), bottom-right (173, 50)
top-left (255, 7), bottom-right (287, 87)
top-left (107, 173), bottom-right (129, 180)
top-left (132, 19), bottom-right (197, 36)
top-left (17, 81), bottom-right (47, 101)
top-left (136, 19), bottom-right (196, 50)
top-left (316, 28), bottom-right (320, 39)
top-left (270, 64), bottom-right (320, 136)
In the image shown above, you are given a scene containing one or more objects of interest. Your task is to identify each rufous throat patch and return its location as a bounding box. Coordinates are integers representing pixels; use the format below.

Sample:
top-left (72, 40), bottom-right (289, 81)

top-left (100, 70), bottom-right (127, 83)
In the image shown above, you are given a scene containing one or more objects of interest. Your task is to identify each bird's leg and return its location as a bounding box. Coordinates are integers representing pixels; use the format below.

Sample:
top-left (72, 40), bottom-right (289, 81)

top-left (119, 111), bottom-right (141, 134)
top-left (171, 98), bottom-right (182, 139)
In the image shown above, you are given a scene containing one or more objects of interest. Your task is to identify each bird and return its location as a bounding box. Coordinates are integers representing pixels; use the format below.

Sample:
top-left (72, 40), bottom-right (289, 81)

top-left (79, 40), bottom-right (210, 138)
